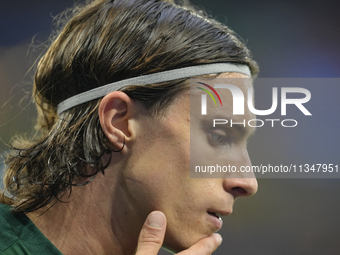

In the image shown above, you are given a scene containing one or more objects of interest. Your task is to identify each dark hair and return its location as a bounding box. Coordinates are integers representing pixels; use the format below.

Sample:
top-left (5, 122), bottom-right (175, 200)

top-left (1, 0), bottom-right (258, 213)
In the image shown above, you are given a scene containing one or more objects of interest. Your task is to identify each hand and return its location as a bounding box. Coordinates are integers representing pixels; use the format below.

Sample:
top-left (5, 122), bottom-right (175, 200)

top-left (135, 211), bottom-right (223, 255)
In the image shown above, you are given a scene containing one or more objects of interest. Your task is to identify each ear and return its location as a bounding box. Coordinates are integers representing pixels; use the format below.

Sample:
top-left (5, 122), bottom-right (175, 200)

top-left (98, 91), bottom-right (132, 152)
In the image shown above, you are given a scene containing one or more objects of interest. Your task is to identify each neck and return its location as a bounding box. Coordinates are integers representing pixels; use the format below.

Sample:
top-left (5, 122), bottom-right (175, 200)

top-left (27, 169), bottom-right (143, 255)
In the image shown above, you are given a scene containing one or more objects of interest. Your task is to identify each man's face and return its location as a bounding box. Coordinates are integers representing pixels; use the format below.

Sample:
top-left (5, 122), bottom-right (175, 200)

top-left (122, 73), bottom-right (258, 252)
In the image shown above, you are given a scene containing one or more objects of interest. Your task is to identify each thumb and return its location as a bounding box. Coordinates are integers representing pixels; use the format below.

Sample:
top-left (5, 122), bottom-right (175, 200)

top-left (135, 211), bottom-right (167, 255)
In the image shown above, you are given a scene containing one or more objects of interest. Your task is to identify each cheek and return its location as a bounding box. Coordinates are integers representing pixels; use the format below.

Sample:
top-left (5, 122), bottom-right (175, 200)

top-left (123, 135), bottom-right (191, 211)
top-left (128, 143), bottom-right (218, 251)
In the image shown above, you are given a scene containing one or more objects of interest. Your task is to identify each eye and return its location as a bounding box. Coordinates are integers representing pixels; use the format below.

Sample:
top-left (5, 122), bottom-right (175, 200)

top-left (208, 130), bottom-right (234, 146)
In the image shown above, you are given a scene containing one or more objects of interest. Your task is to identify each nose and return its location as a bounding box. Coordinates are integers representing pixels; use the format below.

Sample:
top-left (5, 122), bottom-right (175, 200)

top-left (223, 176), bottom-right (258, 198)
top-left (222, 148), bottom-right (258, 198)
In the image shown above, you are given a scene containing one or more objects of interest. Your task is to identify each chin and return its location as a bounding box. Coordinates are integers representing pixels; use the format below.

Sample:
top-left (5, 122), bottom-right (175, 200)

top-left (162, 229), bottom-right (207, 253)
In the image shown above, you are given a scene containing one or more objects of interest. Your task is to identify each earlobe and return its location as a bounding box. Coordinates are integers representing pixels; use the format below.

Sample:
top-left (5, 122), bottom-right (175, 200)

top-left (98, 91), bottom-right (132, 151)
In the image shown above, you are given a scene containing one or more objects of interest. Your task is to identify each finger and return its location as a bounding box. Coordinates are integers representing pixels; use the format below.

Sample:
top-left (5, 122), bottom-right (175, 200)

top-left (177, 233), bottom-right (222, 255)
top-left (135, 211), bottom-right (167, 255)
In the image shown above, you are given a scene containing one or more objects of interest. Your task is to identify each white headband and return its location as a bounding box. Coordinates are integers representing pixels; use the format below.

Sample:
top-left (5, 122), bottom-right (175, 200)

top-left (57, 63), bottom-right (251, 115)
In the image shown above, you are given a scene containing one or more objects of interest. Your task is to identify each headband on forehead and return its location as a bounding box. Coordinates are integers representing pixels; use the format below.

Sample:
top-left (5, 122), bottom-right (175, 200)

top-left (57, 63), bottom-right (251, 115)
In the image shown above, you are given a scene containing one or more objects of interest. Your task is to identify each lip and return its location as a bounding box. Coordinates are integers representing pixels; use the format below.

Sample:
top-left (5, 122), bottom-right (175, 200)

top-left (207, 212), bottom-right (223, 230)
top-left (206, 209), bottom-right (232, 230)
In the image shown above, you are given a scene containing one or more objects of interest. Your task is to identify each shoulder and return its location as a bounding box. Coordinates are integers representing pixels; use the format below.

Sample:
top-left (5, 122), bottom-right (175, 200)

top-left (0, 203), bottom-right (63, 255)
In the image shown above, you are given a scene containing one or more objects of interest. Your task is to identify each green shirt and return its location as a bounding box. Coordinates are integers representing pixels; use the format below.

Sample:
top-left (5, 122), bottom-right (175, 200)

top-left (0, 203), bottom-right (62, 255)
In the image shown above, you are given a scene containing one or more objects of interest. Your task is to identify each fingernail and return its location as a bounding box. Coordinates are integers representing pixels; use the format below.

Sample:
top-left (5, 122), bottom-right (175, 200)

top-left (147, 211), bottom-right (165, 229)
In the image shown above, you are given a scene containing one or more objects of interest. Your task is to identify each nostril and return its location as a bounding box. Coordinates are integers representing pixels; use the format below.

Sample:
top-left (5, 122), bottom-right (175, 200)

top-left (223, 178), bottom-right (258, 198)
top-left (231, 187), bottom-right (247, 196)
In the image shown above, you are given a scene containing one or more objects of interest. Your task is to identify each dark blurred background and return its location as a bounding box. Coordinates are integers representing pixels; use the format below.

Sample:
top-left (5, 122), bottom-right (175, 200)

top-left (0, 0), bottom-right (339, 254)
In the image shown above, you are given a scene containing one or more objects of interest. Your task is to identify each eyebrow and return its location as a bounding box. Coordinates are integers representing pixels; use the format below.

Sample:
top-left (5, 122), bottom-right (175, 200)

top-left (201, 115), bottom-right (256, 138)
